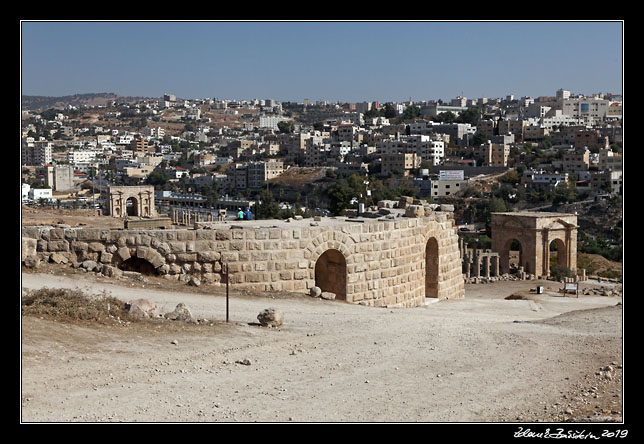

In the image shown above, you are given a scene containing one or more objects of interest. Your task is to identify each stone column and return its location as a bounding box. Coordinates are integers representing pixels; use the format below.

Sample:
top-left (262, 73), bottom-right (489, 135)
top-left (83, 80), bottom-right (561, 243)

top-left (492, 255), bottom-right (500, 277)
top-left (473, 251), bottom-right (481, 278)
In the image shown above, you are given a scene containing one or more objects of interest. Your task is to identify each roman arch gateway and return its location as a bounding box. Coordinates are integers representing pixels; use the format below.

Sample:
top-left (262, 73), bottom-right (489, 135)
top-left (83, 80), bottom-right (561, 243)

top-left (23, 209), bottom-right (465, 308)
top-left (108, 186), bottom-right (156, 218)
top-left (490, 212), bottom-right (578, 278)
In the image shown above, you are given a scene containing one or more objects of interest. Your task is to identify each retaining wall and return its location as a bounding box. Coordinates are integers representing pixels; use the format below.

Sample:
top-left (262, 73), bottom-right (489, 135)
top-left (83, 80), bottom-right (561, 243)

top-left (22, 213), bottom-right (464, 308)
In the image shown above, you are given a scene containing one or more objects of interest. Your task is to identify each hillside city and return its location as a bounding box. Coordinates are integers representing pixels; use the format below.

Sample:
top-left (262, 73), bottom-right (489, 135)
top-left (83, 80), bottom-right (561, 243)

top-left (21, 89), bottom-right (623, 277)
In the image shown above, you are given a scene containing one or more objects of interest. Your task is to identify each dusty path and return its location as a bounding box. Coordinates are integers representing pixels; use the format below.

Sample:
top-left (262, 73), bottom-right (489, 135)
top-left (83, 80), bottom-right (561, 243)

top-left (20, 272), bottom-right (623, 423)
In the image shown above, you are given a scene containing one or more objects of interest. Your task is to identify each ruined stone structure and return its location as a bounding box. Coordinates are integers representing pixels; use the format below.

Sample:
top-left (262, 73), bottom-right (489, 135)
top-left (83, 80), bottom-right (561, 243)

top-left (490, 212), bottom-right (578, 278)
top-left (22, 211), bottom-right (465, 308)
top-left (459, 239), bottom-right (500, 279)
top-left (108, 186), bottom-right (156, 218)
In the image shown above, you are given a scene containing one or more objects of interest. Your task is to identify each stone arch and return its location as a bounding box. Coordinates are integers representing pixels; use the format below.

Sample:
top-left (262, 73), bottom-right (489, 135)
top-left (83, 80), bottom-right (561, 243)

top-left (501, 237), bottom-right (524, 275)
top-left (126, 196), bottom-right (139, 217)
top-left (491, 212), bottom-right (578, 278)
top-left (119, 256), bottom-right (156, 275)
top-left (314, 249), bottom-right (347, 300)
top-left (113, 244), bottom-right (166, 272)
top-left (425, 236), bottom-right (439, 299)
top-left (305, 231), bottom-right (354, 265)
top-left (549, 238), bottom-right (567, 269)
top-left (108, 185), bottom-right (155, 218)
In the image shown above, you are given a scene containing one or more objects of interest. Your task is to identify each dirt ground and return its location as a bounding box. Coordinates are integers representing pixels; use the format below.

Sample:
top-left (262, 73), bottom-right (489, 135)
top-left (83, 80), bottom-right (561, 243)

top-left (20, 264), bottom-right (624, 424)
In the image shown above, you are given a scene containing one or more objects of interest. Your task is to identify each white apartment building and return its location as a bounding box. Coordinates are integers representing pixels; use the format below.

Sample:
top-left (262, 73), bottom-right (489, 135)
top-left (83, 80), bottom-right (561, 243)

top-left (259, 115), bottom-right (287, 130)
top-left (68, 149), bottom-right (102, 164)
top-left (22, 183), bottom-right (31, 202)
top-left (143, 126), bottom-right (166, 138)
top-left (521, 170), bottom-right (569, 191)
top-left (115, 134), bottom-right (135, 145)
top-left (562, 97), bottom-right (611, 123)
top-left (29, 187), bottom-right (53, 202)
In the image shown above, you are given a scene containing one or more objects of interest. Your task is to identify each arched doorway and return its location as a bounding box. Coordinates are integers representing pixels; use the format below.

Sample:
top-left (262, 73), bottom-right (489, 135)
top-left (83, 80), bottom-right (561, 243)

top-left (119, 257), bottom-right (156, 275)
top-left (425, 237), bottom-right (439, 298)
top-left (549, 238), bottom-right (571, 278)
top-left (315, 249), bottom-right (347, 300)
top-left (126, 196), bottom-right (138, 216)
top-left (504, 238), bottom-right (523, 275)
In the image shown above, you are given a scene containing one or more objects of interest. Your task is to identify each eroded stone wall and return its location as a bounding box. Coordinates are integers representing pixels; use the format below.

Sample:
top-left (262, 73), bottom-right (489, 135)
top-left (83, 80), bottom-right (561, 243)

top-left (22, 212), bottom-right (464, 308)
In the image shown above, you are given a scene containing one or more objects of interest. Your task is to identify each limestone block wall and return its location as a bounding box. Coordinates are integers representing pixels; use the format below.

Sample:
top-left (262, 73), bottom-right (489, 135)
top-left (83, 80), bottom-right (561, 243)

top-left (22, 212), bottom-right (464, 308)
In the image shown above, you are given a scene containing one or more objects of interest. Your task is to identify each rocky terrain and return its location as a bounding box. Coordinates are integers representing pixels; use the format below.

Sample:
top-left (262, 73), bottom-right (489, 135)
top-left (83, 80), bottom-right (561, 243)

top-left (21, 265), bottom-right (624, 424)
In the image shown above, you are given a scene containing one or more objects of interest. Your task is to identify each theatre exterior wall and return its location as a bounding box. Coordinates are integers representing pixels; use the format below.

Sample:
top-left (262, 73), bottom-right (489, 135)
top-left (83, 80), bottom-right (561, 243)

top-left (22, 212), bottom-right (464, 308)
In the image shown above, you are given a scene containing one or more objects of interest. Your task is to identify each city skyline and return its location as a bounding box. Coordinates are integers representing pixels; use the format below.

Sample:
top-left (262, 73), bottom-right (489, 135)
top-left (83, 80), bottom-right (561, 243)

top-left (21, 20), bottom-right (623, 103)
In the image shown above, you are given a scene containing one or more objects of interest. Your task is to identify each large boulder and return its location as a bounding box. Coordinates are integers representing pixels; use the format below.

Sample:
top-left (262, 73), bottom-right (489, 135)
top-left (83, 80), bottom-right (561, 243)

top-left (22, 238), bottom-right (37, 261)
top-left (397, 196), bottom-right (414, 209)
top-left (81, 260), bottom-right (99, 272)
top-left (257, 308), bottom-right (284, 327)
top-left (126, 298), bottom-right (162, 319)
top-left (404, 205), bottom-right (425, 218)
top-left (164, 303), bottom-right (195, 322)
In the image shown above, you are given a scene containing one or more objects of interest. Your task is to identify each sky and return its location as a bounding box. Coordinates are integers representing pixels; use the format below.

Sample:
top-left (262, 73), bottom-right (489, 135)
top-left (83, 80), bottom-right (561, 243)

top-left (20, 21), bottom-right (623, 103)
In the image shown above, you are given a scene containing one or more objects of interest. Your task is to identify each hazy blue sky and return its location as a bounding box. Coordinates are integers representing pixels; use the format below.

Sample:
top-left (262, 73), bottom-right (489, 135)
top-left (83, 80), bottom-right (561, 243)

top-left (21, 21), bottom-right (623, 103)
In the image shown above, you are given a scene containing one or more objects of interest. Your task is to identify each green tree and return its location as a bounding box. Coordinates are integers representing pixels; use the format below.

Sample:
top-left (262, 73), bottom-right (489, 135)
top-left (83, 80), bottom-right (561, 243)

top-left (401, 105), bottom-right (420, 121)
top-left (277, 120), bottom-right (295, 134)
top-left (145, 171), bottom-right (168, 187)
top-left (457, 107), bottom-right (484, 125)
top-left (327, 178), bottom-right (356, 216)
top-left (255, 189), bottom-right (281, 219)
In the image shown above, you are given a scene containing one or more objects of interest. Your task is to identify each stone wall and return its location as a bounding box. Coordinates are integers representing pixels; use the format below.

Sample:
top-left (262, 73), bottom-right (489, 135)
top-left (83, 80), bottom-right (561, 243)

top-left (22, 212), bottom-right (464, 308)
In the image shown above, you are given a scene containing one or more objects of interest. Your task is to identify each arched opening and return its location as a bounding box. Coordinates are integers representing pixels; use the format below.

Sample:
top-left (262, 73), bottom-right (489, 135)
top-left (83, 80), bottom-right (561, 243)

top-left (505, 238), bottom-right (523, 275)
top-left (119, 257), bottom-right (156, 275)
top-left (315, 249), bottom-right (347, 301)
top-left (425, 237), bottom-right (439, 298)
top-left (549, 238), bottom-right (571, 279)
top-left (126, 196), bottom-right (138, 217)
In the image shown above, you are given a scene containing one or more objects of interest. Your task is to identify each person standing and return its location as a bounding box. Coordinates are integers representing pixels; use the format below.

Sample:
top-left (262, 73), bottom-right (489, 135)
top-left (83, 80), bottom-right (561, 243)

top-left (245, 207), bottom-right (253, 220)
top-left (237, 208), bottom-right (244, 220)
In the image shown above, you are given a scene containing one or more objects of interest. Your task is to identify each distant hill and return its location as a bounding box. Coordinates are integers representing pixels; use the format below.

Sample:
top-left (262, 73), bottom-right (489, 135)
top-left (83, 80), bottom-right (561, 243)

top-left (21, 93), bottom-right (152, 111)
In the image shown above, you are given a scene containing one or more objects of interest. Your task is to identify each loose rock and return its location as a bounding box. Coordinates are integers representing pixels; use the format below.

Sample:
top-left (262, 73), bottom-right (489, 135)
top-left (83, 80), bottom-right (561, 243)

top-left (257, 308), bottom-right (284, 327)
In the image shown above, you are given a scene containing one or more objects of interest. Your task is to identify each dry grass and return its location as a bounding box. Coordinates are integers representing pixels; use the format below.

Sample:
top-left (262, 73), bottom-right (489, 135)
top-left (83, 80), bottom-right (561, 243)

top-left (21, 288), bottom-right (133, 325)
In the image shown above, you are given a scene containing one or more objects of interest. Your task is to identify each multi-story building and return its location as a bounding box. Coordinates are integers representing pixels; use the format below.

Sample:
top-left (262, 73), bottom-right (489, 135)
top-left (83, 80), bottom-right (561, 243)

top-left (598, 148), bottom-right (622, 171)
top-left (37, 164), bottom-right (74, 191)
top-left (474, 142), bottom-right (510, 167)
top-left (376, 135), bottom-right (445, 166)
top-left (381, 153), bottom-right (420, 176)
top-left (131, 136), bottom-right (157, 155)
top-left (521, 170), bottom-right (569, 191)
top-left (573, 129), bottom-right (609, 150)
top-left (561, 147), bottom-right (590, 172)
top-left (497, 119), bottom-right (526, 142)
top-left (337, 124), bottom-right (358, 143)
top-left (476, 120), bottom-right (496, 140)
top-left (67, 149), bottom-right (102, 165)
top-left (259, 115), bottom-right (287, 130)
top-left (428, 178), bottom-right (470, 197)
top-left (524, 124), bottom-right (549, 141)
top-left (562, 97), bottom-right (611, 123)
top-left (591, 170), bottom-right (622, 194)
top-left (247, 160), bottom-right (284, 189)
top-left (22, 139), bottom-right (52, 165)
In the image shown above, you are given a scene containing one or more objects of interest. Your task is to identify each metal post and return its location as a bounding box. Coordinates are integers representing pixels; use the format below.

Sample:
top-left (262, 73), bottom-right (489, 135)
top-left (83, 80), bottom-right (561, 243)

top-left (225, 263), bottom-right (229, 323)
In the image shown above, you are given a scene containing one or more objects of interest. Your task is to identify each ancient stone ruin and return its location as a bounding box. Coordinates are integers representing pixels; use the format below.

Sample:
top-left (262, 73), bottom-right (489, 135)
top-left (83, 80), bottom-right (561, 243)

top-left (22, 199), bottom-right (464, 308)
top-left (490, 211), bottom-right (579, 280)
